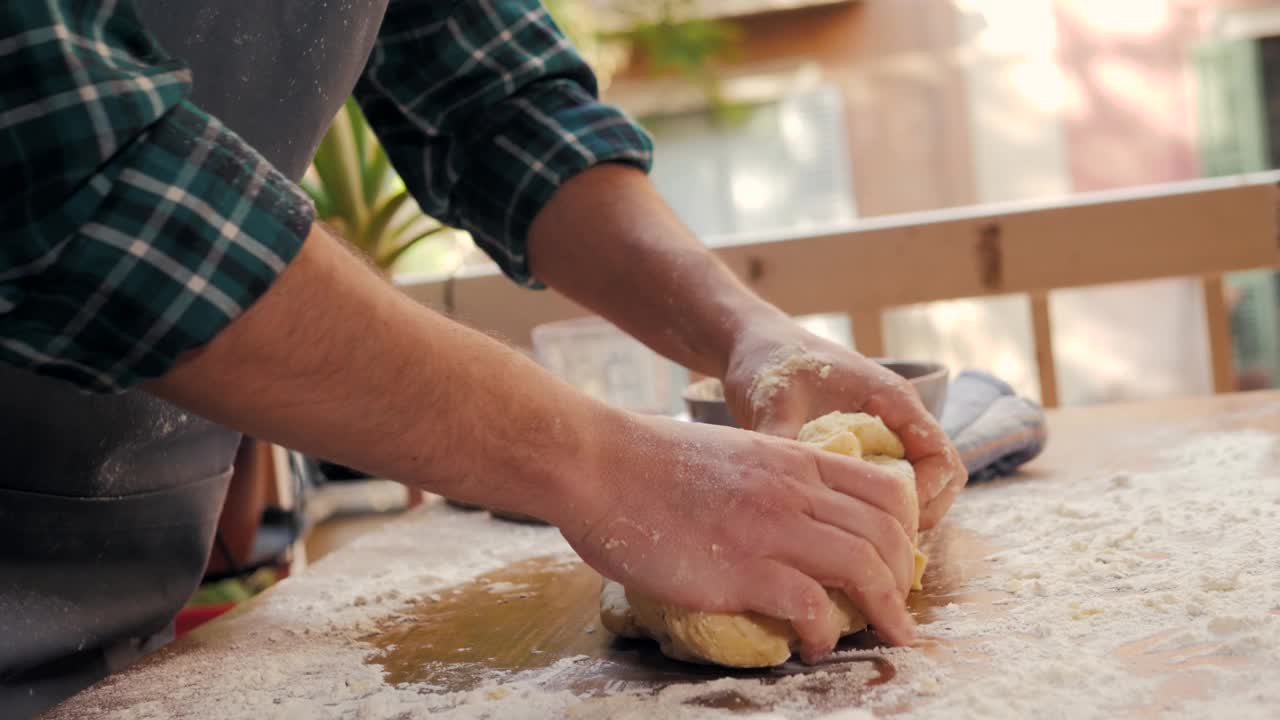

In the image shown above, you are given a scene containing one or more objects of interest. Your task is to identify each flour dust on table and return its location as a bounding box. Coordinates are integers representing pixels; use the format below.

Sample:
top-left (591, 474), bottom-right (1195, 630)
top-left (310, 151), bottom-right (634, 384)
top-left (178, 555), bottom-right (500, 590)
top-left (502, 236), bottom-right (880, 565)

top-left (48, 427), bottom-right (1280, 719)
top-left (904, 429), bottom-right (1280, 719)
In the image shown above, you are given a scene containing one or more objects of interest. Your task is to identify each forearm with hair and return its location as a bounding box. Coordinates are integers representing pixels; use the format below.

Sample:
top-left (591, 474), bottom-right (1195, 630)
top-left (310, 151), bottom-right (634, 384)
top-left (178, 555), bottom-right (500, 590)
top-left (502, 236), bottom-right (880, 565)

top-left (147, 223), bottom-right (616, 522)
top-left (528, 164), bottom-right (788, 380)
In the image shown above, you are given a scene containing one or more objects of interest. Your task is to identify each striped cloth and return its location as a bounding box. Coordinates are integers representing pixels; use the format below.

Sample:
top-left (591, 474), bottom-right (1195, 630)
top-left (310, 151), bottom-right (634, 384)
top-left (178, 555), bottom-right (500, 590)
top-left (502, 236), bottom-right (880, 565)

top-left (942, 369), bottom-right (1048, 481)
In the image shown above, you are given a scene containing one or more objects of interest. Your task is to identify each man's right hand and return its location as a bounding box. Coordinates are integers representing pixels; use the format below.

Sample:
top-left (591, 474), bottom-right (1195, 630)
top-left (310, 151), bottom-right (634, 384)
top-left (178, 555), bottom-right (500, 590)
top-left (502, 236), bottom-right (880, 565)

top-left (558, 413), bottom-right (920, 663)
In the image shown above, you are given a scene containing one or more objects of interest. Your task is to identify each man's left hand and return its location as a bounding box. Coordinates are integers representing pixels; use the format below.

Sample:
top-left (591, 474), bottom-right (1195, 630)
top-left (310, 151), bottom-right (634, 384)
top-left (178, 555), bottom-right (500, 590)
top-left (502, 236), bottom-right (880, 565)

top-left (722, 320), bottom-right (967, 530)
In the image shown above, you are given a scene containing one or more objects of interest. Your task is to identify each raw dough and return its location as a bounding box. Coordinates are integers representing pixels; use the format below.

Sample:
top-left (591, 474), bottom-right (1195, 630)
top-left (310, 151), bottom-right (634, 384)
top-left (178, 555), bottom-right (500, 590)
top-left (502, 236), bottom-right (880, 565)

top-left (599, 412), bottom-right (927, 667)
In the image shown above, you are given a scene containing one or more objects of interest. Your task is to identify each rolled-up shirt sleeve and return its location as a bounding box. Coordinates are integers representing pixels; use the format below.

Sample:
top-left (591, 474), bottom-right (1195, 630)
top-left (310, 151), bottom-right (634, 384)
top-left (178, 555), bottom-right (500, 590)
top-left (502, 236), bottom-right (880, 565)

top-left (0, 1), bottom-right (313, 392)
top-left (354, 0), bottom-right (654, 287)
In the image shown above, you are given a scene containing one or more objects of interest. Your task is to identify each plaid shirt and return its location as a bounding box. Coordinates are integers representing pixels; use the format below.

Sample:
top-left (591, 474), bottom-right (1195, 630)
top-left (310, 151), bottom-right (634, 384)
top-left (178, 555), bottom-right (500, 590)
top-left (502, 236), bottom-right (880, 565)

top-left (1, 0), bottom-right (653, 393)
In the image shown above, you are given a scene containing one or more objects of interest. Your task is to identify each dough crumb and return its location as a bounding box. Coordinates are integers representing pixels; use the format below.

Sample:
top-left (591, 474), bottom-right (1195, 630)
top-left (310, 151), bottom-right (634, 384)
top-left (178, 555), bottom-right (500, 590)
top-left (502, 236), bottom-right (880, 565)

top-left (1201, 572), bottom-right (1241, 592)
top-left (1069, 602), bottom-right (1103, 620)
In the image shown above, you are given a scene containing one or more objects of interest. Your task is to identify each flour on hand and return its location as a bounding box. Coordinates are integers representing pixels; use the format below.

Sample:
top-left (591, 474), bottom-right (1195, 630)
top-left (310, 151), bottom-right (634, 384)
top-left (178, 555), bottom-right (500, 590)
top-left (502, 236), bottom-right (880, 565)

top-left (600, 412), bottom-right (926, 668)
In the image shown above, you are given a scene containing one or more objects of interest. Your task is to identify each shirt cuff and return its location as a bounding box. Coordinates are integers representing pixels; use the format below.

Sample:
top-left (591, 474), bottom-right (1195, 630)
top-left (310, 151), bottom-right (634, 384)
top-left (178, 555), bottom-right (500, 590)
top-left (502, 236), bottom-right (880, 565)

top-left (456, 80), bottom-right (654, 288)
top-left (0, 103), bottom-right (313, 392)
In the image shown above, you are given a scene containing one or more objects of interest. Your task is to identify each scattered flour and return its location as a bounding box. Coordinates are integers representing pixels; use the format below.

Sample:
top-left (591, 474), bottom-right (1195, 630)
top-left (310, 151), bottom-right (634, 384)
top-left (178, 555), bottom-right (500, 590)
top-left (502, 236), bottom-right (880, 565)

top-left (748, 346), bottom-right (831, 411)
top-left (882, 429), bottom-right (1280, 719)
top-left (50, 429), bottom-right (1280, 719)
top-left (481, 581), bottom-right (530, 595)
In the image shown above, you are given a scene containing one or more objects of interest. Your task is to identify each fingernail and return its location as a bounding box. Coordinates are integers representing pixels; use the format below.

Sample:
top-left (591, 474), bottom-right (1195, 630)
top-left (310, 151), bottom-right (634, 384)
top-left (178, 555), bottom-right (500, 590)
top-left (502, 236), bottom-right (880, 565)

top-left (929, 479), bottom-right (947, 499)
top-left (900, 617), bottom-right (918, 645)
top-left (803, 643), bottom-right (833, 665)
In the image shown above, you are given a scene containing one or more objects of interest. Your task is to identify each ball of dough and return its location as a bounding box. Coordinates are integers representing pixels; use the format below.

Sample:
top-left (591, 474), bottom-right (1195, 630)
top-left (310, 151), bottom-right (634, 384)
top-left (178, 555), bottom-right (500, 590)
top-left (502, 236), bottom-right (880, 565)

top-left (796, 411), bottom-right (906, 460)
top-left (597, 412), bottom-right (927, 668)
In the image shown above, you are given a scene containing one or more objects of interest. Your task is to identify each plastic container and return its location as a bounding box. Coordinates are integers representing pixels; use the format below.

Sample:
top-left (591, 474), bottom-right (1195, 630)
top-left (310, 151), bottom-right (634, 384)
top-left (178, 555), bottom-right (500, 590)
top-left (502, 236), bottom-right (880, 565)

top-left (532, 317), bottom-right (688, 415)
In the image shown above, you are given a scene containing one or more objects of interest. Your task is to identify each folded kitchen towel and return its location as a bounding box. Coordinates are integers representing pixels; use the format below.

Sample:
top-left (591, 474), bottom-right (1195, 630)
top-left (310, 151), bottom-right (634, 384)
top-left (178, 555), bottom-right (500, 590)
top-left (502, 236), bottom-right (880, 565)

top-left (941, 370), bottom-right (1047, 482)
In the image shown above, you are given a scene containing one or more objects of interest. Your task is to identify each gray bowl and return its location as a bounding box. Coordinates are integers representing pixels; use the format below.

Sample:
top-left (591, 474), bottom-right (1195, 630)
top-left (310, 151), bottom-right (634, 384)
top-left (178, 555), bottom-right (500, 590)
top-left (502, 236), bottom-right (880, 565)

top-left (683, 360), bottom-right (949, 428)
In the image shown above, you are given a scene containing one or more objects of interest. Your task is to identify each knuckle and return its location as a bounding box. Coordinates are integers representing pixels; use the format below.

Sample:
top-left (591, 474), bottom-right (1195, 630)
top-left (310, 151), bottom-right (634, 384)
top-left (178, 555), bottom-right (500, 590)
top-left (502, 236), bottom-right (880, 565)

top-left (843, 536), bottom-right (878, 568)
top-left (888, 376), bottom-right (913, 394)
top-left (884, 378), bottom-right (917, 404)
top-left (784, 442), bottom-right (823, 477)
top-left (734, 484), bottom-right (800, 539)
top-left (876, 511), bottom-right (907, 545)
top-left (786, 580), bottom-right (826, 623)
top-left (796, 579), bottom-right (827, 610)
top-left (875, 587), bottom-right (901, 608)
top-left (894, 474), bottom-right (915, 506)
top-left (882, 479), bottom-right (915, 520)
top-left (761, 476), bottom-right (806, 513)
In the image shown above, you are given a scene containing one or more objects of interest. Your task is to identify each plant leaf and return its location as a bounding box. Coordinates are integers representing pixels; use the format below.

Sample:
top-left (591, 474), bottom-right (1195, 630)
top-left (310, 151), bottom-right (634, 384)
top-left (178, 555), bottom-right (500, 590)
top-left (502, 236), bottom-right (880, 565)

top-left (362, 144), bottom-right (392, 207)
top-left (299, 173), bottom-right (332, 218)
top-left (365, 191), bottom-right (417, 257)
top-left (377, 225), bottom-right (452, 270)
top-left (390, 211), bottom-right (442, 246)
top-left (311, 105), bottom-right (366, 243)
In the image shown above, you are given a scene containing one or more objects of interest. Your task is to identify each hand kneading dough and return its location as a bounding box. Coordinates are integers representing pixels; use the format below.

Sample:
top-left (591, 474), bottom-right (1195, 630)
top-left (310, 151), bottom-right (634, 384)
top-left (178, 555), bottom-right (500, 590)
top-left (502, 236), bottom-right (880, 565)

top-left (599, 412), bottom-right (928, 667)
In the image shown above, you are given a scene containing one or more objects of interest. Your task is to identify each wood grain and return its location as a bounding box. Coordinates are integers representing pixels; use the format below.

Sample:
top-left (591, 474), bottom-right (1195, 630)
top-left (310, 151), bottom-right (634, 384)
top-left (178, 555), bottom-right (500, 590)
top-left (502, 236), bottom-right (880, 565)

top-left (1029, 291), bottom-right (1059, 407)
top-left (1201, 274), bottom-right (1236, 394)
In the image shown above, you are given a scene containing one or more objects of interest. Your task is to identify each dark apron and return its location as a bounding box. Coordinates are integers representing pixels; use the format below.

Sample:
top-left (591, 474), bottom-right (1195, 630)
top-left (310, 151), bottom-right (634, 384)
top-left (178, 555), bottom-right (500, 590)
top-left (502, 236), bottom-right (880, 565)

top-left (1, 1), bottom-right (388, 715)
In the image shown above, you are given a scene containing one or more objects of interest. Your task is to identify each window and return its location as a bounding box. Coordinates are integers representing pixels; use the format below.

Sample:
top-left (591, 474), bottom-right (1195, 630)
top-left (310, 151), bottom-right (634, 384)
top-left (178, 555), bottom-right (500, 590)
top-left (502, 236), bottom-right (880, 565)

top-left (1194, 32), bottom-right (1280, 390)
top-left (645, 86), bottom-right (856, 242)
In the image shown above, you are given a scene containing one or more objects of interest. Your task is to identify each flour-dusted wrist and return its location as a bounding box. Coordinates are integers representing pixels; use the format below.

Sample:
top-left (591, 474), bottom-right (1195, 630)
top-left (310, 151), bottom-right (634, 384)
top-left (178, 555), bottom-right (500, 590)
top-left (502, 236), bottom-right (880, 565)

top-left (542, 401), bottom-right (640, 542)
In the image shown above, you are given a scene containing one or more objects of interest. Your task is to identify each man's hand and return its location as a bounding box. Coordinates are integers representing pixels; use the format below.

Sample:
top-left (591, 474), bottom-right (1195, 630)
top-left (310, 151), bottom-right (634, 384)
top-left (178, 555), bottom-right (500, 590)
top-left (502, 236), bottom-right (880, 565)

top-left (559, 413), bottom-right (919, 661)
top-left (529, 164), bottom-right (966, 528)
top-left (722, 321), bottom-right (967, 530)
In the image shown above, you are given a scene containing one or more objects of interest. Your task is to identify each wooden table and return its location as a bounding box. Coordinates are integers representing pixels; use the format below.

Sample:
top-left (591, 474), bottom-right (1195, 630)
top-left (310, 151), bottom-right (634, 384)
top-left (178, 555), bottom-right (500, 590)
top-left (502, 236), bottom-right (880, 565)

top-left (48, 392), bottom-right (1280, 719)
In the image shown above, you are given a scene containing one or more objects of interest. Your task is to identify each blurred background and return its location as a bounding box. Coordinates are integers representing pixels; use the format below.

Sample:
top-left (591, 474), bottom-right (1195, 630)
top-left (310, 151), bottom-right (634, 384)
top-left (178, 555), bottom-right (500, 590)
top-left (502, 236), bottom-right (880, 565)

top-left (308, 0), bottom-right (1280, 411)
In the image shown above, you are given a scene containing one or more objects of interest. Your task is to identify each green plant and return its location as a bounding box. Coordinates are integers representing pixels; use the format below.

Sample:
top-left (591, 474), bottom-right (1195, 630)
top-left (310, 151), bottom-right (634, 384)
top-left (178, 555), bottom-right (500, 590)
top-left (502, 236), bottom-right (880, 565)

top-left (561, 0), bottom-right (743, 122)
top-left (610, 6), bottom-right (738, 78)
top-left (302, 99), bottom-right (455, 271)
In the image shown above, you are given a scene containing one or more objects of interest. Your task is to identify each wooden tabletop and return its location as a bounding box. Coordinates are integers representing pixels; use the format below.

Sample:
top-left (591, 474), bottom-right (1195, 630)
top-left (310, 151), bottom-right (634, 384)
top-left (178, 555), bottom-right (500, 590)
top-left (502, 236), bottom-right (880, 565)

top-left (48, 391), bottom-right (1280, 719)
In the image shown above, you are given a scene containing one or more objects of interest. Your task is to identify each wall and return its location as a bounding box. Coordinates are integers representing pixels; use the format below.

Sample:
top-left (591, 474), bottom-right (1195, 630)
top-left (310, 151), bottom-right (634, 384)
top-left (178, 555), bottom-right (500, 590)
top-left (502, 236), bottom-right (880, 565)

top-left (607, 1), bottom-right (978, 217)
top-left (1055, 0), bottom-right (1202, 190)
top-left (881, 0), bottom-right (1072, 402)
top-left (601, 0), bottom-right (1259, 405)
top-left (1044, 0), bottom-right (1218, 404)
top-left (607, 0), bottom-right (1262, 211)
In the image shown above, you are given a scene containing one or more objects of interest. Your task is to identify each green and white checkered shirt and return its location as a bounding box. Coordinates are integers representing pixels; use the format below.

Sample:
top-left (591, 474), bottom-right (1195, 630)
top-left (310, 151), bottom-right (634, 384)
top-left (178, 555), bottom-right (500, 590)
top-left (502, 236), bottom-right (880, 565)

top-left (1, 0), bottom-right (653, 393)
